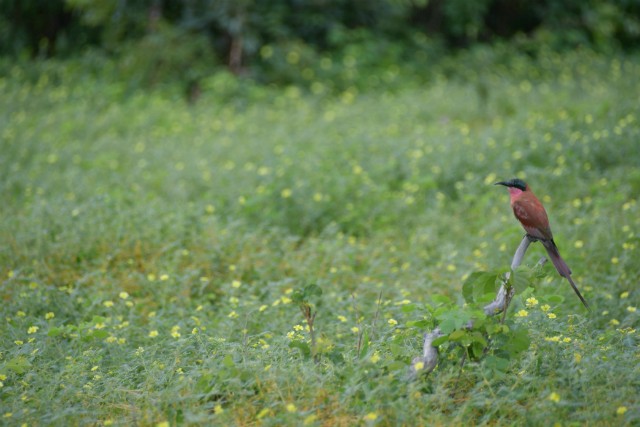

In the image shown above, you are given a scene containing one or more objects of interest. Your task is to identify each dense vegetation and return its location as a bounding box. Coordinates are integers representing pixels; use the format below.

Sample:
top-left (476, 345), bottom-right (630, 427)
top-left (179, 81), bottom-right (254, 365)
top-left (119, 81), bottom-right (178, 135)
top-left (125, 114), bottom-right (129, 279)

top-left (1, 1), bottom-right (639, 425)
top-left (2, 0), bottom-right (640, 93)
top-left (1, 45), bottom-right (639, 424)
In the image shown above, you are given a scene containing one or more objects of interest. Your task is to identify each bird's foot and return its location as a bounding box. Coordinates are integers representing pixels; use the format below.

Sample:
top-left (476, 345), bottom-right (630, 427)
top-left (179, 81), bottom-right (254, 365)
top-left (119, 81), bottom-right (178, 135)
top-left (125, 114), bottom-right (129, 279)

top-left (525, 234), bottom-right (540, 243)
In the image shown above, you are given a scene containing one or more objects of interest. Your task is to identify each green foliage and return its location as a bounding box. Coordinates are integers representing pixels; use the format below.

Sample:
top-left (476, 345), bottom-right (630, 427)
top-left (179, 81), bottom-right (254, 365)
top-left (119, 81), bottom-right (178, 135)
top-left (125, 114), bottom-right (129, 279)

top-left (2, 0), bottom-right (640, 92)
top-left (117, 24), bottom-right (217, 90)
top-left (462, 271), bottom-right (502, 303)
top-left (291, 284), bottom-right (323, 305)
top-left (442, 0), bottom-right (493, 41)
top-left (430, 267), bottom-right (539, 377)
top-left (0, 49), bottom-right (639, 425)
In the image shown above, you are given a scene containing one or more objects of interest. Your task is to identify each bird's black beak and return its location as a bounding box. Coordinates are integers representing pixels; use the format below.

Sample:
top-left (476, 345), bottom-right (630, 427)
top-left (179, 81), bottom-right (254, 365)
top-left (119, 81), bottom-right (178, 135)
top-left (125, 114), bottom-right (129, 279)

top-left (494, 181), bottom-right (509, 187)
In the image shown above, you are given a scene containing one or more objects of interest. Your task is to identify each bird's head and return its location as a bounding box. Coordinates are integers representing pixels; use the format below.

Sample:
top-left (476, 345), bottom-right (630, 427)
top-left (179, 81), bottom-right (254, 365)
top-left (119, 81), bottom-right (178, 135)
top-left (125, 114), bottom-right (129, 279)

top-left (495, 178), bottom-right (530, 199)
top-left (494, 178), bottom-right (528, 191)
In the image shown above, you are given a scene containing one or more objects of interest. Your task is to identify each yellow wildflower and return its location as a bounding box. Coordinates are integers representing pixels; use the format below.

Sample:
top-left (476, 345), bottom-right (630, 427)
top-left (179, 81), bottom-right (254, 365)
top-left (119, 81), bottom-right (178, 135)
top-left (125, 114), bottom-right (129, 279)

top-left (548, 392), bottom-right (561, 403)
top-left (304, 414), bottom-right (318, 425)
top-left (286, 403), bottom-right (297, 413)
top-left (364, 412), bottom-right (378, 421)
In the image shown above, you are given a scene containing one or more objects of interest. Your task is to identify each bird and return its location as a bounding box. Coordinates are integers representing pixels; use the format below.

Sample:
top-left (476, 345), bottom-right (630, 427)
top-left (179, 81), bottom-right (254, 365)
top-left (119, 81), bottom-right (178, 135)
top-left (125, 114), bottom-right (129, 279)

top-left (495, 178), bottom-right (590, 310)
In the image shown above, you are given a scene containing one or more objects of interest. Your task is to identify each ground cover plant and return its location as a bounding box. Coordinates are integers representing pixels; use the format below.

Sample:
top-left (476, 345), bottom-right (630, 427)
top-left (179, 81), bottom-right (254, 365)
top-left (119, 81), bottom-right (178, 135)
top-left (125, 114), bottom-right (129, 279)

top-left (1, 49), bottom-right (639, 425)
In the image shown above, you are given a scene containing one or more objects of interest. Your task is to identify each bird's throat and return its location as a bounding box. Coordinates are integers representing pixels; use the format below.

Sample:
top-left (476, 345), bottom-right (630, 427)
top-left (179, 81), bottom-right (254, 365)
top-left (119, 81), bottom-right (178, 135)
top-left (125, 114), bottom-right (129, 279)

top-left (508, 187), bottom-right (523, 202)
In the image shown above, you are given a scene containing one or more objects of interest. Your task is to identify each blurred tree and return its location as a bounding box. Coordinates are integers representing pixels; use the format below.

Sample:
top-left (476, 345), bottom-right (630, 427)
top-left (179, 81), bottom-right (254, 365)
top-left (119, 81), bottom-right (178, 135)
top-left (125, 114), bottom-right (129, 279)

top-left (0, 0), bottom-right (93, 56)
top-left (1, 0), bottom-right (639, 90)
top-left (2, 0), bottom-right (639, 59)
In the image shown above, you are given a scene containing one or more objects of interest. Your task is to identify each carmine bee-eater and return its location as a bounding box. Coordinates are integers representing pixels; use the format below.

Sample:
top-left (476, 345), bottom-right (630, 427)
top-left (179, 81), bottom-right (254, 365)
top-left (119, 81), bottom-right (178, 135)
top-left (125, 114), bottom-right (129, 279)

top-left (495, 178), bottom-right (590, 310)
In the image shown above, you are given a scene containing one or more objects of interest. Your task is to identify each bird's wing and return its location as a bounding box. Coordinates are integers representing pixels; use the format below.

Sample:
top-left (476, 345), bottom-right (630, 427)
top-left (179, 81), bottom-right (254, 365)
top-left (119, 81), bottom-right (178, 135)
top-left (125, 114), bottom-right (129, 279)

top-left (512, 196), bottom-right (553, 240)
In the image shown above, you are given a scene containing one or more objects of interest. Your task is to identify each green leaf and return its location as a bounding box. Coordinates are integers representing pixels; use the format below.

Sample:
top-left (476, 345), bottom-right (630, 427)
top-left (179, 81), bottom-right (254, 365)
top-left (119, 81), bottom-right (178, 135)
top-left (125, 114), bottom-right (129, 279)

top-left (449, 330), bottom-right (467, 341)
top-left (433, 305), bottom-right (450, 318)
top-left (470, 331), bottom-right (488, 347)
top-left (471, 316), bottom-right (486, 329)
top-left (477, 292), bottom-right (497, 304)
top-left (406, 319), bottom-right (430, 328)
top-left (432, 335), bottom-right (449, 346)
top-left (462, 271), bottom-right (499, 304)
top-left (436, 308), bottom-right (472, 334)
top-left (431, 294), bottom-right (451, 305)
top-left (438, 318), bottom-right (457, 335)
top-left (292, 284), bottom-right (323, 304)
top-left (510, 268), bottom-right (532, 293)
top-left (469, 341), bottom-right (486, 359)
top-left (304, 284), bottom-right (322, 298)
top-left (291, 289), bottom-right (305, 304)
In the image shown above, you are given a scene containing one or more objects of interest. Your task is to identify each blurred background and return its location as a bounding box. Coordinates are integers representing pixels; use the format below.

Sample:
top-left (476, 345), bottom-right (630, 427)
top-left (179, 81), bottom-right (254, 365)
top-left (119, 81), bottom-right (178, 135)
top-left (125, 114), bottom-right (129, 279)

top-left (1, 4), bottom-right (639, 424)
top-left (2, 0), bottom-right (639, 99)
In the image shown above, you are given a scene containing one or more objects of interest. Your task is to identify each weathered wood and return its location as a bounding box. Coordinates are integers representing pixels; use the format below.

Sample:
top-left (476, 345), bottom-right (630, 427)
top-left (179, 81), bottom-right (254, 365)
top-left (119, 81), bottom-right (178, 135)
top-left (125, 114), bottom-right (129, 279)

top-left (411, 235), bottom-right (546, 377)
top-left (483, 234), bottom-right (532, 315)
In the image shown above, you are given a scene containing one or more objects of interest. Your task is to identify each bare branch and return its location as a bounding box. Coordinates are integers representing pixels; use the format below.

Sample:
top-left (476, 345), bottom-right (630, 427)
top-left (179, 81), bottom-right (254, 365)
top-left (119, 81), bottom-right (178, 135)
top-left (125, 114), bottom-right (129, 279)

top-left (409, 328), bottom-right (443, 379)
top-left (411, 234), bottom-right (548, 378)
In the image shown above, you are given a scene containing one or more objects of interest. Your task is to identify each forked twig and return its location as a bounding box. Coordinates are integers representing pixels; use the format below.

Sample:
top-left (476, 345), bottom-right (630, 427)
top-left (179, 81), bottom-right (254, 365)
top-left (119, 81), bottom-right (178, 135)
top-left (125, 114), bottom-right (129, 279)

top-left (411, 235), bottom-right (547, 377)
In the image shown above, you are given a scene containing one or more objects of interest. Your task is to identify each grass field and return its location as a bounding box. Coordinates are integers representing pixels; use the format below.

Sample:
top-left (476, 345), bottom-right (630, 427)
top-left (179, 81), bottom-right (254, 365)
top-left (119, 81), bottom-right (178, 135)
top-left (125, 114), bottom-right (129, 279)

top-left (1, 49), bottom-right (639, 425)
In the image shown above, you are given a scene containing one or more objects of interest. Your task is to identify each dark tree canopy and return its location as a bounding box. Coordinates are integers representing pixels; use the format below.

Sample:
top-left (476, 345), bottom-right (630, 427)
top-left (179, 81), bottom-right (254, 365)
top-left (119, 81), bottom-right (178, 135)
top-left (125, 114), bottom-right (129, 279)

top-left (2, 0), bottom-right (638, 89)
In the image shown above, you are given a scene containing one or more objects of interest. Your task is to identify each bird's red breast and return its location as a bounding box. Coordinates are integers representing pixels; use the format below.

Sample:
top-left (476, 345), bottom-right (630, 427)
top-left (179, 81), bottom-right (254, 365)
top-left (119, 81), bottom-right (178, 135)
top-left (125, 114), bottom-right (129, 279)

top-left (509, 188), bottom-right (553, 241)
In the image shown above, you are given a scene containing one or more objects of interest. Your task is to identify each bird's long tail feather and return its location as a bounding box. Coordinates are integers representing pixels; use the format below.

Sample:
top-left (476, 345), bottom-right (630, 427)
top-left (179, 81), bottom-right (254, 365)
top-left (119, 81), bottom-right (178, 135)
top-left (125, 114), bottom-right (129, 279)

top-left (541, 239), bottom-right (590, 310)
